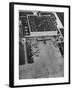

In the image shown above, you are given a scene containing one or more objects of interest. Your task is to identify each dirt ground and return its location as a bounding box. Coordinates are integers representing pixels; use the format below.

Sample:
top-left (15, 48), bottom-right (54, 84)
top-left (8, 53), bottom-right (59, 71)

top-left (19, 41), bottom-right (64, 79)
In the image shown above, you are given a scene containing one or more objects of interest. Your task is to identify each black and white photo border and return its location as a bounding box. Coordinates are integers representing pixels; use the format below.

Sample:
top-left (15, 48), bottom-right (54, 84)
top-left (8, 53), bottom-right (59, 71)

top-left (9, 2), bottom-right (70, 87)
